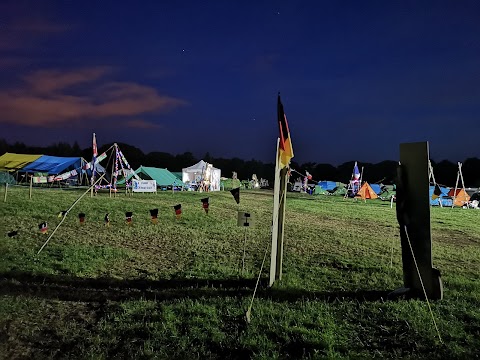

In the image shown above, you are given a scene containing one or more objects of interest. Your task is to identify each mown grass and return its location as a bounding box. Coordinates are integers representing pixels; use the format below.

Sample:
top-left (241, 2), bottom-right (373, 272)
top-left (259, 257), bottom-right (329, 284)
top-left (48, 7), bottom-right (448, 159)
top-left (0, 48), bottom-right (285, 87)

top-left (0, 185), bottom-right (479, 359)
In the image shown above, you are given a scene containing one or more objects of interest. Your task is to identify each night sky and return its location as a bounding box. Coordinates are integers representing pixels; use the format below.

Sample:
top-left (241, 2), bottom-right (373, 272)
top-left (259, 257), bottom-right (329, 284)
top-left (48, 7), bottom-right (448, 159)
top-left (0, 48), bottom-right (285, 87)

top-left (1, 1), bottom-right (480, 165)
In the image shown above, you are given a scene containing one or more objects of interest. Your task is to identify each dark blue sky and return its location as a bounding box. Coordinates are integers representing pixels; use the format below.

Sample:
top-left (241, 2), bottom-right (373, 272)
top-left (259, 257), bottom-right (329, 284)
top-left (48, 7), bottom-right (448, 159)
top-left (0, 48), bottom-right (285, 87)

top-left (1, 1), bottom-right (479, 165)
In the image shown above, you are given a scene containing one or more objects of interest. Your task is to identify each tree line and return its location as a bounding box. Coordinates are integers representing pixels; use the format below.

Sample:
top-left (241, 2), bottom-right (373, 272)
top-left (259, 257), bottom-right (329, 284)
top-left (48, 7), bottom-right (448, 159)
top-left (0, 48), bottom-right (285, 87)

top-left (1, 139), bottom-right (480, 187)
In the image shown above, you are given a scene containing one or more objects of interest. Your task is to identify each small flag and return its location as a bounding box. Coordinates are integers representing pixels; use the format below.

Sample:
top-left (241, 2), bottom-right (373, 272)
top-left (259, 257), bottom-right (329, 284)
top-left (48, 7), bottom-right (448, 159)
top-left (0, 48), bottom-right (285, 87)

top-left (79, 213), bottom-right (86, 224)
top-left (39, 222), bottom-right (48, 234)
top-left (7, 230), bottom-right (18, 237)
top-left (201, 197), bottom-right (209, 214)
top-left (57, 210), bottom-right (67, 218)
top-left (150, 209), bottom-right (159, 224)
top-left (173, 204), bottom-right (182, 219)
top-left (104, 213), bottom-right (110, 227)
top-left (237, 211), bottom-right (253, 227)
top-left (431, 184), bottom-right (442, 200)
top-left (230, 187), bottom-right (240, 204)
top-left (277, 94), bottom-right (294, 168)
top-left (125, 211), bottom-right (133, 225)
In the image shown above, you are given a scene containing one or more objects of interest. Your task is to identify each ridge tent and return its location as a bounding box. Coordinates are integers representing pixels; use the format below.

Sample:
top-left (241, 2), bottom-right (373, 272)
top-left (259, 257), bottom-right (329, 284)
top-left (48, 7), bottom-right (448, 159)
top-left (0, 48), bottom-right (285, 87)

top-left (369, 184), bottom-right (382, 195)
top-left (356, 182), bottom-right (378, 200)
top-left (447, 188), bottom-right (470, 207)
top-left (182, 160), bottom-right (221, 191)
top-left (118, 166), bottom-right (185, 188)
top-left (314, 185), bottom-right (328, 195)
top-left (318, 181), bottom-right (337, 191)
top-left (0, 153), bottom-right (42, 172)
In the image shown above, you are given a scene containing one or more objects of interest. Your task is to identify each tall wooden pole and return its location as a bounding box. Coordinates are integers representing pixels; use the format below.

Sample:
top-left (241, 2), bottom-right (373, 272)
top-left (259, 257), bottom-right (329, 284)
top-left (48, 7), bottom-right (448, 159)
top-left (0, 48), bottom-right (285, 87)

top-left (29, 175), bottom-right (33, 199)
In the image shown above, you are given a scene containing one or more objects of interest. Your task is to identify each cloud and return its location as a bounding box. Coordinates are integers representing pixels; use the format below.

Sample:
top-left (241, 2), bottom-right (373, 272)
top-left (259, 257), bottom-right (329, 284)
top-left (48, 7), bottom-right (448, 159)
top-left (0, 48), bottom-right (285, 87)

top-left (123, 119), bottom-right (162, 129)
top-left (0, 67), bottom-right (189, 127)
top-left (23, 67), bottom-right (112, 93)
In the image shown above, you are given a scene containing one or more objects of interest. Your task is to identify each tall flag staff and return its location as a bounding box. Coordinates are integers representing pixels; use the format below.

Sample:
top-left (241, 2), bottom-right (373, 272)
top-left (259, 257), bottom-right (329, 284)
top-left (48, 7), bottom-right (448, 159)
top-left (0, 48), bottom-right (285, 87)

top-left (269, 92), bottom-right (294, 287)
top-left (246, 93), bottom-right (294, 323)
top-left (90, 133), bottom-right (98, 198)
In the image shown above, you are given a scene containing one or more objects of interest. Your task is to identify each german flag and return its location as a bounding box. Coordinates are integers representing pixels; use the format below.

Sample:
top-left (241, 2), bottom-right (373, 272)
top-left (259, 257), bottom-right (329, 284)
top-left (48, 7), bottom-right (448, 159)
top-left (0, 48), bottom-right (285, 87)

top-left (277, 94), bottom-right (294, 169)
top-left (431, 184), bottom-right (442, 200)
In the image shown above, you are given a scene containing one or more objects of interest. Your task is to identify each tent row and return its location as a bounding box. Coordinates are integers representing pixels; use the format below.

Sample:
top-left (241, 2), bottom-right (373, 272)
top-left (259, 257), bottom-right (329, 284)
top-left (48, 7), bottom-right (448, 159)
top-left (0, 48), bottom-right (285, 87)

top-left (0, 152), bottom-right (102, 185)
top-left (1, 153), bottom-right (222, 192)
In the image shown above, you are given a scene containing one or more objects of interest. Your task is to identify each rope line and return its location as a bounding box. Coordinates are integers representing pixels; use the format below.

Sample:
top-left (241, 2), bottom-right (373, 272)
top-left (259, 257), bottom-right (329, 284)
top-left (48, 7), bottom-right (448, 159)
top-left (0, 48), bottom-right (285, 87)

top-left (403, 225), bottom-right (443, 344)
top-left (37, 174), bottom-right (106, 255)
top-left (246, 174), bottom-right (287, 322)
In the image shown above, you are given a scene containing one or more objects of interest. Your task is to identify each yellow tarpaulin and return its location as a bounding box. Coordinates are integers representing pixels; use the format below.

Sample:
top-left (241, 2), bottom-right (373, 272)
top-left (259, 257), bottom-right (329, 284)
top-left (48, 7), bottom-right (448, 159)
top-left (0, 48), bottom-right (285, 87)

top-left (0, 153), bottom-right (43, 171)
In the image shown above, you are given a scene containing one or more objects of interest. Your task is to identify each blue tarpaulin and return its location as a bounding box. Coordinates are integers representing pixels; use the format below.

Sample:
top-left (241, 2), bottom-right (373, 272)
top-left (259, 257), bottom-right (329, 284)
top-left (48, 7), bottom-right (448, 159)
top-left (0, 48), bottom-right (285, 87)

top-left (21, 155), bottom-right (83, 175)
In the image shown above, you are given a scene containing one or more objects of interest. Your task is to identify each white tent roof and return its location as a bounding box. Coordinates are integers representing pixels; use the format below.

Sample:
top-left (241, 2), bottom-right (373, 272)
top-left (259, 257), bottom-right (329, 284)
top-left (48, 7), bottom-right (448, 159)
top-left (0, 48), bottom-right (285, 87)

top-left (182, 160), bottom-right (219, 172)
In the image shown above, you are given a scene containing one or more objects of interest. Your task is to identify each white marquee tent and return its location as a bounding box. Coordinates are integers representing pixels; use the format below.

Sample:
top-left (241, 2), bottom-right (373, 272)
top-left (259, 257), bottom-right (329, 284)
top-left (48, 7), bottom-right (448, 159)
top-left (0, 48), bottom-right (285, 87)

top-left (182, 160), bottom-right (221, 191)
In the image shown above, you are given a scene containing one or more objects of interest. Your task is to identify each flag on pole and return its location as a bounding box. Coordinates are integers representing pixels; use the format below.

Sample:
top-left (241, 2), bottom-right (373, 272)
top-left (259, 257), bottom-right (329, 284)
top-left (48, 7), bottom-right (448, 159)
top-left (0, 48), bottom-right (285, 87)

top-left (230, 187), bottom-right (240, 204)
top-left (201, 197), bottom-right (209, 214)
top-left (353, 162), bottom-right (360, 181)
top-left (431, 184), bottom-right (442, 200)
top-left (91, 133), bottom-right (98, 184)
top-left (277, 94), bottom-right (294, 168)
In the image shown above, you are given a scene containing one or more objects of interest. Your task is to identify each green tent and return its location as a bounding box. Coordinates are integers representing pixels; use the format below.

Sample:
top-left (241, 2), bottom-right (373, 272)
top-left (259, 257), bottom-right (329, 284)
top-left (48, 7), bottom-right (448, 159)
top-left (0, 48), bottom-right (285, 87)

top-left (314, 185), bottom-right (327, 195)
top-left (0, 171), bottom-right (16, 185)
top-left (118, 166), bottom-right (185, 187)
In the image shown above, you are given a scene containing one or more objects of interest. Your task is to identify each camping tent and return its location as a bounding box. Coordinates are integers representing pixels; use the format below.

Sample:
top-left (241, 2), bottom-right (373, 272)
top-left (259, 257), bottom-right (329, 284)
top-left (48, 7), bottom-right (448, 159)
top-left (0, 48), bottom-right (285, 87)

top-left (318, 181), bottom-right (337, 191)
top-left (118, 166), bottom-right (185, 188)
top-left (182, 160), bottom-right (221, 191)
top-left (0, 153), bottom-right (42, 171)
top-left (356, 182), bottom-right (378, 200)
top-left (369, 184), bottom-right (382, 195)
top-left (447, 188), bottom-right (470, 207)
top-left (429, 185), bottom-right (452, 206)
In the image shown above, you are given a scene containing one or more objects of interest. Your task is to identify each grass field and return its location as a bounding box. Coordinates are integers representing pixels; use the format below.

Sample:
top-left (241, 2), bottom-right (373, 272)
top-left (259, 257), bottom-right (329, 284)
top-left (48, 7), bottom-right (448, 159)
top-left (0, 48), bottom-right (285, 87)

top-left (1, 185), bottom-right (479, 359)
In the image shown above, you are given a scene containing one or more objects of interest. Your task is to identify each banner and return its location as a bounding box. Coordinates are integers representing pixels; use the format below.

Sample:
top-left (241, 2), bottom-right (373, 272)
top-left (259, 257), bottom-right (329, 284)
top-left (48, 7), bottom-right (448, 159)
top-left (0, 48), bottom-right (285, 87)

top-left (132, 179), bottom-right (157, 192)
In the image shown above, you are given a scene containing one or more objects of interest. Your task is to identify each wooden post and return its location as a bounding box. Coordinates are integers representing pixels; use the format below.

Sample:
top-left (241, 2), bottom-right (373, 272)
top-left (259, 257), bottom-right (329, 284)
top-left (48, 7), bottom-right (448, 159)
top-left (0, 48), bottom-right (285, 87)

top-left (269, 138), bottom-right (288, 286)
top-left (452, 163), bottom-right (460, 208)
top-left (29, 175), bottom-right (33, 199)
top-left (395, 142), bottom-right (443, 300)
top-left (3, 183), bottom-right (7, 202)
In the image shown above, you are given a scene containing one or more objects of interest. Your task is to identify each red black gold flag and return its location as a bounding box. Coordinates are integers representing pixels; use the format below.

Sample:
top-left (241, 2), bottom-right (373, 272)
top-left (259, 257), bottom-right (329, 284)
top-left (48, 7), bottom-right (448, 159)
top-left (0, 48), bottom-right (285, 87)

top-left (277, 94), bottom-right (294, 169)
top-left (431, 184), bottom-right (442, 200)
top-left (79, 213), bottom-right (86, 224)
top-left (230, 187), bottom-right (240, 204)
top-left (201, 197), bottom-right (209, 214)
top-left (173, 204), bottom-right (182, 219)
top-left (125, 212), bottom-right (133, 225)
top-left (39, 222), bottom-right (48, 234)
top-left (150, 209), bottom-right (159, 224)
